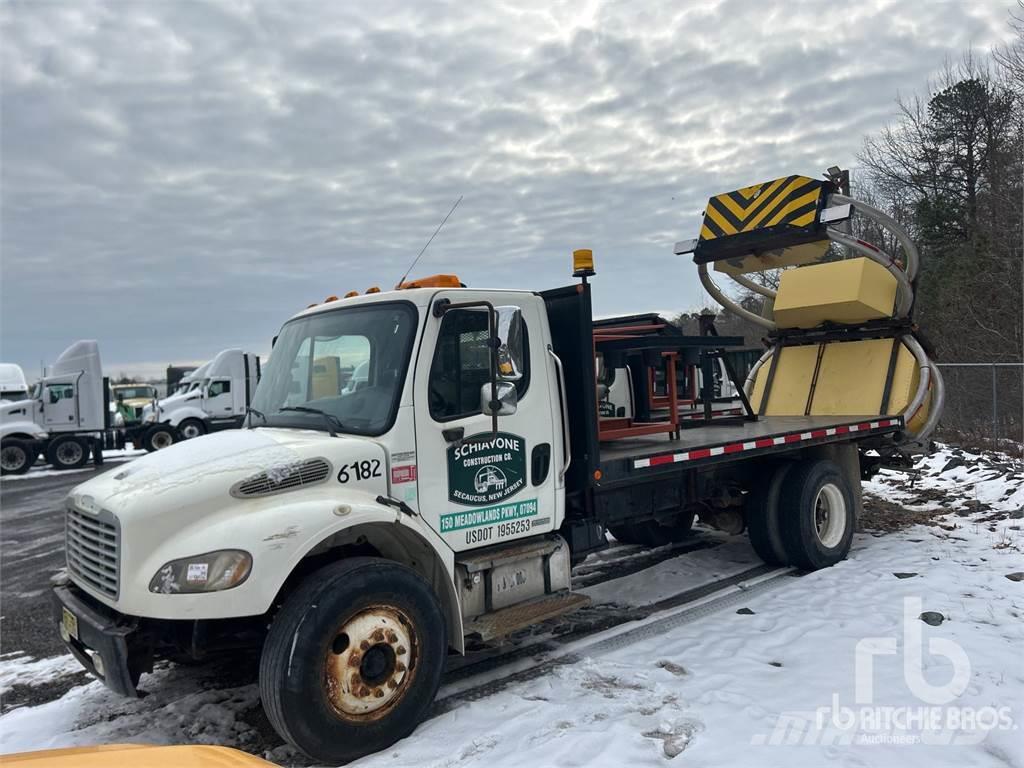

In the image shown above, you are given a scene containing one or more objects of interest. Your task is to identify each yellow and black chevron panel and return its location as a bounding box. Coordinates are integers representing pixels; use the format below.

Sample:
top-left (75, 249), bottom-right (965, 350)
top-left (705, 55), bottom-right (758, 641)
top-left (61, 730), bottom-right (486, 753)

top-left (693, 175), bottom-right (830, 264)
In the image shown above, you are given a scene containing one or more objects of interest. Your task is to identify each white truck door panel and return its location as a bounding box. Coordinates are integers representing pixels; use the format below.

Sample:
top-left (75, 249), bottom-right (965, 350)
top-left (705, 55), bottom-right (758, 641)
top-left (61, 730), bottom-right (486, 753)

top-left (413, 292), bottom-right (557, 552)
top-left (205, 378), bottom-right (234, 417)
top-left (42, 376), bottom-right (80, 429)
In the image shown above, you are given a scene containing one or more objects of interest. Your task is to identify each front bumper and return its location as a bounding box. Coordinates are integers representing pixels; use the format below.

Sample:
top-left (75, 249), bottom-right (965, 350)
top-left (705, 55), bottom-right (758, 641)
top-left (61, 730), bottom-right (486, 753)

top-left (52, 582), bottom-right (150, 697)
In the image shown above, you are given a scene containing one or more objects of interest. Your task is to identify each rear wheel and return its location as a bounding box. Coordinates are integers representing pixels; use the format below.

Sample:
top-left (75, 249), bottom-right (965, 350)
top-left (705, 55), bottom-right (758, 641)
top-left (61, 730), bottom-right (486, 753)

top-left (778, 459), bottom-right (855, 570)
top-left (142, 424), bottom-right (176, 452)
top-left (259, 558), bottom-right (447, 764)
top-left (0, 438), bottom-right (34, 475)
top-left (746, 463), bottom-right (793, 565)
top-left (47, 436), bottom-right (89, 469)
top-left (177, 418), bottom-right (206, 440)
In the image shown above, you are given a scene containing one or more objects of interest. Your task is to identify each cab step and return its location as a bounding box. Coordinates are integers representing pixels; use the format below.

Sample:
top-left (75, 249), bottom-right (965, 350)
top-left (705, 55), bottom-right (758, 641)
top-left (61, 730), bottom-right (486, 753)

top-left (463, 590), bottom-right (591, 641)
top-left (456, 534), bottom-right (564, 573)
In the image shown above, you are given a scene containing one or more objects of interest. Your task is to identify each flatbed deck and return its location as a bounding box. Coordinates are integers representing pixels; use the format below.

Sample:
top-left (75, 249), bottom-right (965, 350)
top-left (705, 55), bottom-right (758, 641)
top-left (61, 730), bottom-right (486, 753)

top-left (596, 415), bottom-right (902, 485)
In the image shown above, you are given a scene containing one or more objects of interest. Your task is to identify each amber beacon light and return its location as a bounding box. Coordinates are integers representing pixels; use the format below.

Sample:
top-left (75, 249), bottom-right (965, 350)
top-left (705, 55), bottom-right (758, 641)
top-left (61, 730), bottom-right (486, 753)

top-left (573, 248), bottom-right (595, 278)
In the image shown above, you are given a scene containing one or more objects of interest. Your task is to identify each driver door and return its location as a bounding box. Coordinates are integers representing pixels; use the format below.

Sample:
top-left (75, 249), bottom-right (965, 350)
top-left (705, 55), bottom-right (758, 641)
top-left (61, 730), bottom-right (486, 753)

top-left (43, 377), bottom-right (79, 428)
top-left (204, 379), bottom-right (234, 417)
top-left (413, 292), bottom-right (558, 553)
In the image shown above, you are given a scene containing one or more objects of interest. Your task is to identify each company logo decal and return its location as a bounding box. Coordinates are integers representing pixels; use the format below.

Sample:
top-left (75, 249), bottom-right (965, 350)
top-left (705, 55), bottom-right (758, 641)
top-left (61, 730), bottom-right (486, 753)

top-left (447, 431), bottom-right (526, 506)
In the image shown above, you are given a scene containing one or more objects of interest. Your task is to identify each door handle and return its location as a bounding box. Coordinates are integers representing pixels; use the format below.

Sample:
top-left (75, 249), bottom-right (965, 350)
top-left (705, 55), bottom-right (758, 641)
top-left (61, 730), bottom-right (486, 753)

top-left (442, 426), bottom-right (464, 443)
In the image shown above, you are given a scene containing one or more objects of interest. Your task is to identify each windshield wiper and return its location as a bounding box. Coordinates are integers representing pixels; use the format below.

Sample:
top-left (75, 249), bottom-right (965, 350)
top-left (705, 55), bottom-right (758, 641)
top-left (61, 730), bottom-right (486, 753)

top-left (278, 406), bottom-right (344, 437)
top-left (245, 406), bottom-right (267, 429)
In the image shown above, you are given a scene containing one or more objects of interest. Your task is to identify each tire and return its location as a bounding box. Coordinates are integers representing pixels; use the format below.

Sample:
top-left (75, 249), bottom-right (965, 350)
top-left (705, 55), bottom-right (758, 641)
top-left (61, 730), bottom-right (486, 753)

top-left (177, 418), bottom-right (206, 440)
top-left (46, 436), bottom-right (88, 470)
top-left (608, 514), bottom-right (694, 547)
top-left (142, 424), bottom-right (177, 452)
top-left (778, 459), bottom-right (855, 570)
top-left (260, 557), bottom-right (447, 764)
top-left (746, 463), bottom-right (794, 565)
top-left (0, 438), bottom-right (34, 475)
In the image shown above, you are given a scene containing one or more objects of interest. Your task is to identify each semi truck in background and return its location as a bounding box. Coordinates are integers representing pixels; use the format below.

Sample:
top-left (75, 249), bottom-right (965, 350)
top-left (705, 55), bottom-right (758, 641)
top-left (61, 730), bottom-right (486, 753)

top-left (136, 349), bottom-right (260, 452)
top-left (0, 363), bottom-right (30, 402)
top-left (110, 383), bottom-right (160, 428)
top-left (0, 341), bottom-right (125, 475)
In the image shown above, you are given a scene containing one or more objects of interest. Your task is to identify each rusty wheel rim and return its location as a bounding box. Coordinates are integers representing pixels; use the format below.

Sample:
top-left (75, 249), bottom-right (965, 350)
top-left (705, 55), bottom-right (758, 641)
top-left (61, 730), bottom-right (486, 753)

top-left (323, 605), bottom-right (418, 720)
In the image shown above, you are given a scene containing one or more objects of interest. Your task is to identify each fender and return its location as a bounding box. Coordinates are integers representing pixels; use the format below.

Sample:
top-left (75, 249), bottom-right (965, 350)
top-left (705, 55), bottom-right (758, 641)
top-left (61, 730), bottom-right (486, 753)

top-left (162, 404), bottom-right (208, 428)
top-left (117, 484), bottom-right (464, 649)
top-left (0, 415), bottom-right (47, 441)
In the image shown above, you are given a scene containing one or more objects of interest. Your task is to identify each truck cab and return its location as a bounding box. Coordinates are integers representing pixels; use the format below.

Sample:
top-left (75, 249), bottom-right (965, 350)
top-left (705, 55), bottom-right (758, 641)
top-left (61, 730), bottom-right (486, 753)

top-left (1, 341), bottom-right (121, 474)
top-left (110, 384), bottom-right (159, 426)
top-left (0, 363), bottom-right (30, 403)
top-left (136, 349), bottom-right (259, 450)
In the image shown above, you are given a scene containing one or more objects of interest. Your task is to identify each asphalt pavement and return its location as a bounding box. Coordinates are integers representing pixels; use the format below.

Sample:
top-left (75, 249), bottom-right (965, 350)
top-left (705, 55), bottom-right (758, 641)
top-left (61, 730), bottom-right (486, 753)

top-left (1, 466), bottom-right (124, 662)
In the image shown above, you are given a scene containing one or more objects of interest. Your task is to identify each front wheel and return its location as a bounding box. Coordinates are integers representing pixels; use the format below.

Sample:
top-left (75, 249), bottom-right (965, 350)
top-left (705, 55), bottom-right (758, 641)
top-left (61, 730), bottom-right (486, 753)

top-left (778, 459), bottom-right (855, 570)
top-left (0, 438), bottom-right (35, 475)
top-left (142, 424), bottom-right (176, 452)
top-left (177, 418), bottom-right (206, 440)
top-left (259, 558), bottom-right (447, 764)
top-left (46, 436), bottom-right (88, 469)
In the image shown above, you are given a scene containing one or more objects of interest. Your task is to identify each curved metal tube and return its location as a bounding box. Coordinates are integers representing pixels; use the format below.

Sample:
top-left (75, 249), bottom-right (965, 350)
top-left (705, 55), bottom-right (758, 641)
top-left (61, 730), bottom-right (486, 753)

top-left (698, 263), bottom-right (776, 330)
top-left (899, 334), bottom-right (934, 438)
top-left (826, 227), bottom-right (914, 317)
top-left (914, 360), bottom-right (945, 445)
top-left (743, 347), bottom-right (775, 399)
top-left (830, 193), bottom-right (919, 282)
top-left (729, 272), bottom-right (777, 299)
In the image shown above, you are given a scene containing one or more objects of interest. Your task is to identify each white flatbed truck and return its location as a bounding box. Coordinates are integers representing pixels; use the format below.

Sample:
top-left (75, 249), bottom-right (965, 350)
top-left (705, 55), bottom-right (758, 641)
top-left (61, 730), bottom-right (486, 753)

top-left (53, 173), bottom-right (940, 763)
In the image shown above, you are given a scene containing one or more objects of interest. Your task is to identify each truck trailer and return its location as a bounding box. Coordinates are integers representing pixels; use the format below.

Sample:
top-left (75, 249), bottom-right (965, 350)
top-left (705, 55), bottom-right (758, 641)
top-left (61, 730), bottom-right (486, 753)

top-left (52, 172), bottom-right (941, 763)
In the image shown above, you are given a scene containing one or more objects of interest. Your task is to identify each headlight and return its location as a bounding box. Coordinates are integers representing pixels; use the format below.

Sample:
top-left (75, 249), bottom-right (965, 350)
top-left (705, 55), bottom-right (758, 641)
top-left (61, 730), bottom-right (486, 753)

top-left (114, 412), bottom-right (125, 428)
top-left (149, 550), bottom-right (252, 594)
top-left (143, 412), bottom-right (157, 424)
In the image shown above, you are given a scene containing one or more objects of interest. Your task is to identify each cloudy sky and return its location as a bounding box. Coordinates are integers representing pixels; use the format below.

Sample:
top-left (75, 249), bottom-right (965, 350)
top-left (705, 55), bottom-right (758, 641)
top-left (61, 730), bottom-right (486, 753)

top-left (1, 0), bottom-right (1017, 379)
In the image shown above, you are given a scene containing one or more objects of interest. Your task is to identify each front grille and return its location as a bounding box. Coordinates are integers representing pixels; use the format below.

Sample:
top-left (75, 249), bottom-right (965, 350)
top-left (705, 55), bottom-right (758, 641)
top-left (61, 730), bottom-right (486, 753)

top-left (66, 507), bottom-right (120, 600)
top-left (133, 406), bottom-right (143, 419)
top-left (231, 457), bottom-right (332, 498)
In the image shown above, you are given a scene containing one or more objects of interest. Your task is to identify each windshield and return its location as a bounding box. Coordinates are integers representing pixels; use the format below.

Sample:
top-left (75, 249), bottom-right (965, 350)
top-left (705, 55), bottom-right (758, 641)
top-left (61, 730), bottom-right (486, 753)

top-left (251, 302), bottom-right (418, 435)
top-left (115, 386), bottom-right (155, 399)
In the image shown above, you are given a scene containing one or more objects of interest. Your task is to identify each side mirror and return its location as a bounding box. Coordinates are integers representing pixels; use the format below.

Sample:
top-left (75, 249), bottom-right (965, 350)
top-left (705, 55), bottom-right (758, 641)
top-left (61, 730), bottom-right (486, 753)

top-left (480, 381), bottom-right (517, 417)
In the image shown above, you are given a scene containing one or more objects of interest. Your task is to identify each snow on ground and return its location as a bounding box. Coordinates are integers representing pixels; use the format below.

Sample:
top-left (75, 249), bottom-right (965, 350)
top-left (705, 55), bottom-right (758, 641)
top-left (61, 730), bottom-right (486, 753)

top-left (580, 537), bottom-right (762, 606)
top-left (1, 445), bottom-right (1021, 766)
top-left (0, 446), bottom-right (146, 483)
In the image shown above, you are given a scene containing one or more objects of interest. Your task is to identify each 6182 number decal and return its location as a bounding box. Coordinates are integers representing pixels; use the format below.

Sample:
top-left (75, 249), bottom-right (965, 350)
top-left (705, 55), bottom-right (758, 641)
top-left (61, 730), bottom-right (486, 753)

top-left (337, 459), bottom-right (382, 483)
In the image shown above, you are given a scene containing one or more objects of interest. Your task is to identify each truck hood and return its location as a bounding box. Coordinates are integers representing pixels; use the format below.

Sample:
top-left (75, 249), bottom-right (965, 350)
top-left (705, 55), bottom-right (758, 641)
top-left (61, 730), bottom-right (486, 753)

top-left (73, 428), bottom-right (385, 512)
top-left (0, 398), bottom-right (37, 421)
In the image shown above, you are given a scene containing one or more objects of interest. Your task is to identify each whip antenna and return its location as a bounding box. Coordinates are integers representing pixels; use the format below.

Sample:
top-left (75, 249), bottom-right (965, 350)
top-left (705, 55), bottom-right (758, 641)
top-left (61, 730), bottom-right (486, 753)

top-left (396, 195), bottom-right (463, 288)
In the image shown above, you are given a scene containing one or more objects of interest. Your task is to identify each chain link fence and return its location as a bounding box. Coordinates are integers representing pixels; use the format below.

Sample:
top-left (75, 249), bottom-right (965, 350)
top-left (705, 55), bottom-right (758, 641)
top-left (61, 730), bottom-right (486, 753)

top-left (935, 363), bottom-right (1023, 447)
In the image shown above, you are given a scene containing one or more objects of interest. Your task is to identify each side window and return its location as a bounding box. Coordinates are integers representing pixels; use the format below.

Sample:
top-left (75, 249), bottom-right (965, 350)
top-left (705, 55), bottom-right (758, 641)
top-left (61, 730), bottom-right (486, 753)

top-left (47, 384), bottom-right (73, 404)
top-left (429, 308), bottom-right (530, 421)
top-left (209, 380), bottom-right (231, 397)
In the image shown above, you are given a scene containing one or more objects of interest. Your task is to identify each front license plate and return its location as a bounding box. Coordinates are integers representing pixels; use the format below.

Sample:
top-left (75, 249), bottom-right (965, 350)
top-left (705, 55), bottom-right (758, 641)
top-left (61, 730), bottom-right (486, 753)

top-left (61, 607), bottom-right (79, 642)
